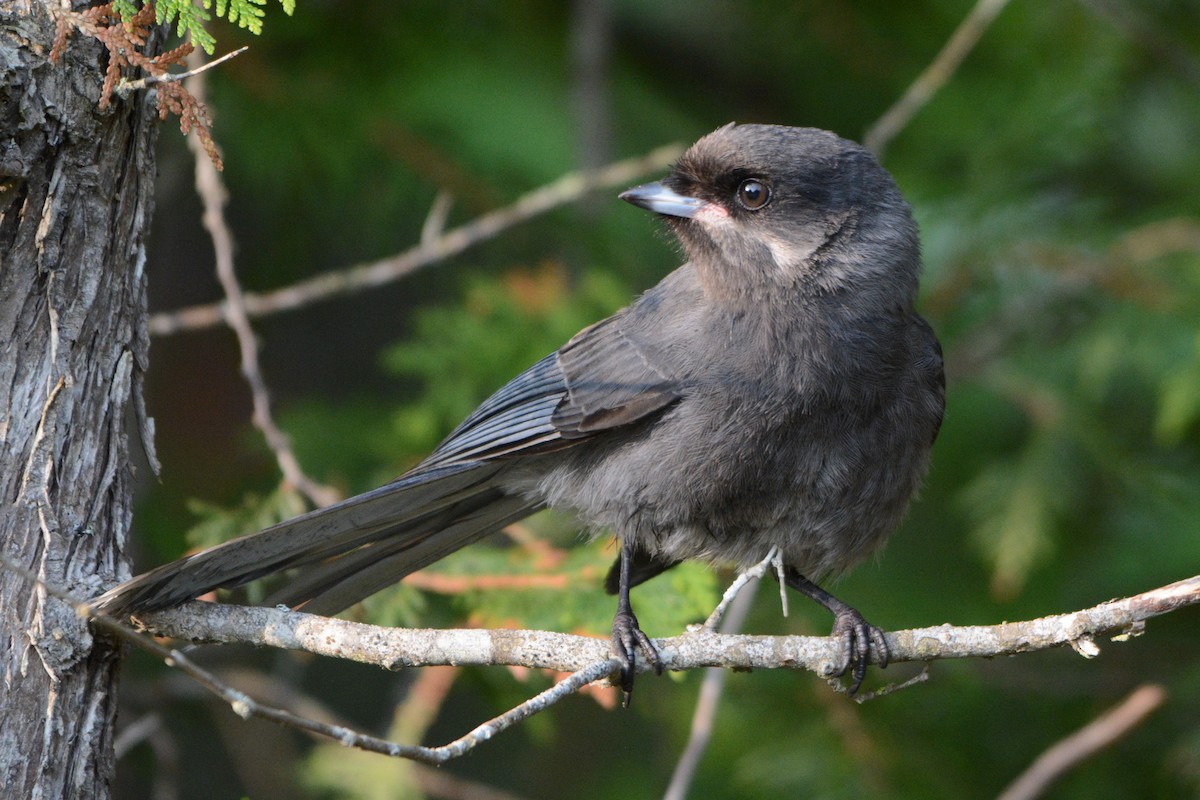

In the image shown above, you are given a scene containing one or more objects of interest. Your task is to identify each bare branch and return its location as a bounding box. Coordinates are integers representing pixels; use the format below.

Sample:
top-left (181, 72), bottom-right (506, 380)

top-left (147, 142), bottom-right (686, 336)
top-left (996, 684), bottom-right (1167, 800)
top-left (131, 574), bottom-right (1200, 677)
top-left (419, 190), bottom-right (454, 247)
top-left (845, 663), bottom-right (930, 703)
top-left (666, 567), bottom-right (763, 800)
top-left (184, 56), bottom-right (339, 509)
top-left (88, 574), bottom-right (1191, 766)
top-left (700, 546), bottom-right (778, 630)
top-left (864, 0), bottom-right (1012, 157)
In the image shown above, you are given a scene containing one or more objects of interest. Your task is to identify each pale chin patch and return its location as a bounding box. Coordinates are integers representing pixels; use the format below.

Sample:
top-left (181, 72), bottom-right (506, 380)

top-left (762, 231), bottom-right (823, 274)
top-left (763, 209), bottom-right (855, 277)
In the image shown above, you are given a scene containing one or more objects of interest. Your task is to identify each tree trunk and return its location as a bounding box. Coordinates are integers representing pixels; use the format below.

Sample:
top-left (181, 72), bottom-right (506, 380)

top-left (0, 3), bottom-right (156, 797)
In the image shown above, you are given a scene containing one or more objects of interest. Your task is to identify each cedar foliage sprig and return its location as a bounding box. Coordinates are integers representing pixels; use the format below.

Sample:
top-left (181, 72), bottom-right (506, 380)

top-left (49, 1), bottom-right (291, 170)
top-left (118, 0), bottom-right (296, 55)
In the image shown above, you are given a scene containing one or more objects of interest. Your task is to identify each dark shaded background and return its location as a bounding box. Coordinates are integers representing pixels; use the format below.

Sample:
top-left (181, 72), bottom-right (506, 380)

top-left (117, 1), bottom-right (1200, 797)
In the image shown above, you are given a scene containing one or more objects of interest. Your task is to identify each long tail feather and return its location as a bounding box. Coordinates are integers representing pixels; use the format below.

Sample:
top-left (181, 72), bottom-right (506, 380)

top-left (92, 461), bottom-right (531, 614)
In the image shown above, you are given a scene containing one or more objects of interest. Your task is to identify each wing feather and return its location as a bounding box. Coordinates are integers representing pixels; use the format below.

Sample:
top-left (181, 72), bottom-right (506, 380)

top-left (552, 315), bottom-right (681, 436)
top-left (419, 308), bottom-right (684, 469)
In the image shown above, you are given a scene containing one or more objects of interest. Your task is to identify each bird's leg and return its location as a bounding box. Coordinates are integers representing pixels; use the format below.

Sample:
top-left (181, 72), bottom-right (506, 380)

top-left (783, 567), bottom-right (889, 694)
top-left (611, 537), bottom-right (662, 707)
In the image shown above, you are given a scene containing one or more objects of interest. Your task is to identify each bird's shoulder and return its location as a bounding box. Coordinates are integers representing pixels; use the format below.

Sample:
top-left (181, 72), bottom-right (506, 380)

top-left (550, 265), bottom-right (706, 436)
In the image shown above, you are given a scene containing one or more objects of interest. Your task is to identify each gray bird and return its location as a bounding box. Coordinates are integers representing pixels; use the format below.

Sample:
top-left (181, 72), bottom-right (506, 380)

top-left (94, 123), bottom-right (945, 701)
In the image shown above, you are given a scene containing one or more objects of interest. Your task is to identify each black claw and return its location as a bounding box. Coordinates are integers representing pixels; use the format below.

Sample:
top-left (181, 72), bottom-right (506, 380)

top-left (611, 609), bottom-right (661, 707)
top-left (830, 606), bottom-right (887, 694)
top-left (782, 568), bottom-right (889, 695)
top-left (871, 625), bottom-right (890, 670)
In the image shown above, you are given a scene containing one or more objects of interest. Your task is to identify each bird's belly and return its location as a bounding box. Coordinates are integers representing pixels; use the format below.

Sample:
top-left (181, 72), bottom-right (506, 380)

top-left (520, 391), bottom-right (931, 578)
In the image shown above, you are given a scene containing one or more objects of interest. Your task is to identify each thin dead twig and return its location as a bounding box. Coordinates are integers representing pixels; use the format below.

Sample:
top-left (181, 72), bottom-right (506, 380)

top-left (864, 0), bottom-right (1012, 156)
top-left (148, 142), bottom-right (685, 336)
top-left (996, 684), bottom-right (1167, 800)
top-left (140, 616), bottom-right (619, 765)
top-left (115, 46), bottom-right (248, 96)
top-left (184, 57), bottom-right (339, 509)
top-left (665, 563), bottom-right (763, 800)
top-left (700, 547), bottom-right (779, 630)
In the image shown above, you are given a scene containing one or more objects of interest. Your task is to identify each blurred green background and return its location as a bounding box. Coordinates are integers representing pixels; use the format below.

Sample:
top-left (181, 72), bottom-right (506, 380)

top-left (117, 1), bottom-right (1200, 798)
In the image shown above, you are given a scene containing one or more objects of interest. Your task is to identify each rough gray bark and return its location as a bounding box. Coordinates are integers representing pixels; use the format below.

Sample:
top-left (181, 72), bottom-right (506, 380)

top-left (0, 3), bottom-right (156, 797)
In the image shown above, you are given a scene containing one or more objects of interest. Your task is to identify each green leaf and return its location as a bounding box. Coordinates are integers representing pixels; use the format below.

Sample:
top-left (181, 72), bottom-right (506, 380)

top-left (215, 0), bottom-right (267, 36)
top-left (155, 0), bottom-right (216, 54)
top-left (112, 0), bottom-right (139, 21)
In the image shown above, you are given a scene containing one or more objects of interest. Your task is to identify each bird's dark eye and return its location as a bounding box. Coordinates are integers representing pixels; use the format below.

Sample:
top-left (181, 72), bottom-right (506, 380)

top-left (736, 178), bottom-right (771, 210)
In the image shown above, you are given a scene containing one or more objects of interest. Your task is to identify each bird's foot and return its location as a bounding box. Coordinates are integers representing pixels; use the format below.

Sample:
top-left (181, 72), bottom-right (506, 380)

top-left (829, 605), bottom-right (890, 695)
top-left (782, 569), bottom-right (889, 695)
top-left (611, 609), bottom-right (662, 707)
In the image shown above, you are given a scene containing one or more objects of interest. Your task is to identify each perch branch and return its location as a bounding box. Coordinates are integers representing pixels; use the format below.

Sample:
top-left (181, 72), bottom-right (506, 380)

top-left (3, 546), bottom-right (1194, 767)
top-left (101, 574), bottom-right (1193, 764)
top-left (131, 574), bottom-right (1199, 677)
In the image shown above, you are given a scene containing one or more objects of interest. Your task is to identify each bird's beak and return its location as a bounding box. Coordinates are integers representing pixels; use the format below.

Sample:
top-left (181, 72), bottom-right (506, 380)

top-left (619, 181), bottom-right (707, 219)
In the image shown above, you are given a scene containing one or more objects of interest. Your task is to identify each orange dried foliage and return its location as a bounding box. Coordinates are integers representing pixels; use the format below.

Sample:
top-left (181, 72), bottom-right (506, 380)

top-left (50, 2), bottom-right (222, 171)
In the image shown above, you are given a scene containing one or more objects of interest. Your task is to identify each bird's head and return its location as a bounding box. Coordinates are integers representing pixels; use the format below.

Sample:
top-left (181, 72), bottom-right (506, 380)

top-left (621, 124), bottom-right (920, 308)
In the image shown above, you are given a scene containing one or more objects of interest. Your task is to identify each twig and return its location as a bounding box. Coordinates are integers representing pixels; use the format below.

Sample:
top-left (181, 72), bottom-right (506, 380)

top-left (403, 658), bottom-right (620, 764)
top-left (127, 615), bottom-right (618, 765)
top-left (665, 568), bottom-right (763, 800)
top-left (419, 190), bottom-right (454, 247)
top-left (147, 142), bottom-right (686, 336)
top-left (131, 574), bottom-right (1200, 676)
top-left (864, 0), bottom-right (1012, 156)
top-left (771, 548), bottom-right (788, 618)
top-left (996, 684), bottom-right (1167, 800)
top-left (115, 46), bottom-right (248, 96)
top-left (845, 663), bottom-right (930, 703)
top-left (700, 547), bottom-right (778, 630)
top-left (184, 56), bottom-right (339, 509)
